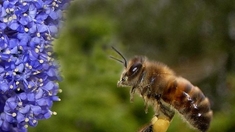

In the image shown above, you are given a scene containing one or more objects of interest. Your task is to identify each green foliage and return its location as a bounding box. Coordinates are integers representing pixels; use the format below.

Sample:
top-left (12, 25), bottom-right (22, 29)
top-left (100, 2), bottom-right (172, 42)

top-left (29, 0), bottom-right (235, 132)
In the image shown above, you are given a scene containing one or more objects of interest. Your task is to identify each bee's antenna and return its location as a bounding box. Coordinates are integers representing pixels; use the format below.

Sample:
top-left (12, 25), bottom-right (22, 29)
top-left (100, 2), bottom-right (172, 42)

top-left (110, 46), bottom-right (127, 68)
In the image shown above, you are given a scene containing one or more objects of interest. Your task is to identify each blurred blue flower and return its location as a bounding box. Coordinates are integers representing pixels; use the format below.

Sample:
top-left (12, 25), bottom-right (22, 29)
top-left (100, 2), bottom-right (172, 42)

top-left (0, 0), bottom-right (68, 131)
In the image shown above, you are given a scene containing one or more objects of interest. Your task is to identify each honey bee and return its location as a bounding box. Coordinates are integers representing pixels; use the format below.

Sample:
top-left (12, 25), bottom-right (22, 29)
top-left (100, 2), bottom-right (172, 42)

top-left (110, 47), bottom-right (213, 132)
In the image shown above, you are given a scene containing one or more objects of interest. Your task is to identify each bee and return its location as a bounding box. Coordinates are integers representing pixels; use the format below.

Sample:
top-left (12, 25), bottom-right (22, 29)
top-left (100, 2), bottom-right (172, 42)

top-left (110, 47), bottom-right (213, 132)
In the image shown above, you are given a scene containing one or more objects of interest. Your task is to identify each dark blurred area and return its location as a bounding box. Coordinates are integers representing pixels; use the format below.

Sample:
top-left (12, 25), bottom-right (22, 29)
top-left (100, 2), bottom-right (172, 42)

top-left (30, 0), bottom-right (235, 132)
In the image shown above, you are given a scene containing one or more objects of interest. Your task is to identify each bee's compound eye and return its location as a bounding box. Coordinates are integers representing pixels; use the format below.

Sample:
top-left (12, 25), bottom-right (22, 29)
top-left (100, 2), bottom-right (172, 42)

top-left (129, 63), bottom-right (142, 76)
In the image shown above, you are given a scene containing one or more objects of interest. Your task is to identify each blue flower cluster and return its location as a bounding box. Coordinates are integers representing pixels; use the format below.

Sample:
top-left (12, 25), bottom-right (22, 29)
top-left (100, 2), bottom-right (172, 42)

top-left (0, 0), bottom-right (68, 131)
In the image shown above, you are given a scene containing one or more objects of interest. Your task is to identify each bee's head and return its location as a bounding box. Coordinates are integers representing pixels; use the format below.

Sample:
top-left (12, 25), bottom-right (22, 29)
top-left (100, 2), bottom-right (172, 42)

top-left (118, 56), bottom-right (145, 87)
top-left (110, 47), bottom-right (145, 87)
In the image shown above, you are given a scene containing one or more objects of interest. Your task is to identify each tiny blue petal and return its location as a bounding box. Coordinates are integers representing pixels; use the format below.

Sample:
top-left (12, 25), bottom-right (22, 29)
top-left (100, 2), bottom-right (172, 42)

top-left (36, 12), bottom-right (48, 21)
top-left (37, 24), bottom-right (47, 32)
top-left (0, 54), bottom-right (11, 60)
top-left (31, 106), bottom-right (41, 115)
top-left (19, 105), bottom-right (30, 114)
top-left (2, 121), bottom-right (9, 131)
top-left (5, 114), bottom-right (14, 122)
top-left (43, 111), bottom-right (51, 119)
top-left (35, 89), bottom-right (43, 99)
top-left (43, 81), bottom-right (54, 90)
top-left (16, 112), bottom-right (25, 123)
top-left (18, 93), bottom-right (27, 100)
top-left (16, 63), bottom-right (24, 73)
top-left (0, 23), bottom-right (6, 30)
top-left (9, 39), bottom-right (18, 48)
top-left (47, 68), bottom-right (57, 77)
top-left (29, 24), bottom-right (37, 33)
top-left (9, 22), bottom-right (19, 30)
top-left (0, 120), bottom-right (2, 127)
top-left (49, 25), bottom-right (58, 33)
top-left (0, 82), bottom-right (8, 92)
top-left (51, 96), bottom-right (60, 101)
top-left (49, 11), bottom-right (58, 20)
top-left (27, 93), bottom-right (35, 102)
top-left (28, 118), bottom-right (38, 127)
top-left (10, 47), bottom-right (18, 54)
top-left (6, 100), bottom-right (17, 110)
top-left (0, 66), bottom-right (4, 73)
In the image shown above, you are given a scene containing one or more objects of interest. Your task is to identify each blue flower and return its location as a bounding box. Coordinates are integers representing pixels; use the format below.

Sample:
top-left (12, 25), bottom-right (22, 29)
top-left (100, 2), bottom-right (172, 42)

top-left (0, 0), bottom-right (68, 131)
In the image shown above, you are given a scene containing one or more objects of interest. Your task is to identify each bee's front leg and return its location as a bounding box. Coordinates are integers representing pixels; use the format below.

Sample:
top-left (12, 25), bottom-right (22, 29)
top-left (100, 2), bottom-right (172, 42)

top-left (130, 86), bottom-right (136, 102)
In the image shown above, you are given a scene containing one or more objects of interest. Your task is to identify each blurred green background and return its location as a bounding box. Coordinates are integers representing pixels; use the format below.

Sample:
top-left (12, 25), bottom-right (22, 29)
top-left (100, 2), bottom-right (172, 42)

top-left (29, 0), bottom-right (235, 132)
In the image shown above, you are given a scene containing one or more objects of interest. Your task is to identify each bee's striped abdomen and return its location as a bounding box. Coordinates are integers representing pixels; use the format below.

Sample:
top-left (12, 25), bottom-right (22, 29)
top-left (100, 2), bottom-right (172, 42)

top-left (161, 77), bottom-right (213, 132)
